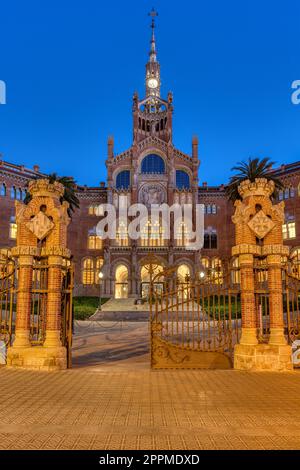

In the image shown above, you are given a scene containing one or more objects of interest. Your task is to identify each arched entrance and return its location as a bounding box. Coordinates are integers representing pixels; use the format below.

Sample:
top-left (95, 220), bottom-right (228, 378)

top-left (114, 264), bottom-right (129, 299)
top-left (177, 264), bottom-right (191, 299)
top-left (141, 263), bottom-right (164, 299)
top-left (177, 264), bottom-right (191, 284)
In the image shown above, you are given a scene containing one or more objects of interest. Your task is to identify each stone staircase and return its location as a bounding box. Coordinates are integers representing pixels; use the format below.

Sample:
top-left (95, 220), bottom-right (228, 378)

top-left (90, 298), bottom-right (150, 322)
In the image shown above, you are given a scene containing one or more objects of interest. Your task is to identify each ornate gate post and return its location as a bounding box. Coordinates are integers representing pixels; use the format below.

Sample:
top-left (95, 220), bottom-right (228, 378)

top-left (8, 200), bottom-right (39, 357)
top-left (238, 253), bottom-right (258, 346)
top-left (7, 179), bottom-right (71, 370)
top-left (232, 178), bottom-right (292, 371)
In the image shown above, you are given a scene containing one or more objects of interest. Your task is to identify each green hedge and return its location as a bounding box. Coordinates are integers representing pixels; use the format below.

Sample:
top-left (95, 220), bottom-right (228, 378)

top-left (73, 296), bottom-right (110, 320)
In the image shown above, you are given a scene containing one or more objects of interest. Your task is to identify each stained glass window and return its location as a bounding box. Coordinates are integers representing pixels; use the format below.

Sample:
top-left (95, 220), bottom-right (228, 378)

top-left (141, 154), bottom-right (165, 174)
top-left (176, 170), bottom-right (190, 189)
top-left (116, 171), bottom-right (130, 189)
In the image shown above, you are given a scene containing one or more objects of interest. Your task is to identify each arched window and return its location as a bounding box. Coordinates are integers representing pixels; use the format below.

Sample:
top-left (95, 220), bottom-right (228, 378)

top-left (176, 170), bottom-right (190, 190)
top-left (177, 264), bottom-right (191, 283)
top-left (10, 186), bottom-right (16, 199)
top-left (95, 257), bottom-right (104, 284)
top-left (88, 232), bottom-right (102, 250)
top-left (211, 258), bottom-right (223, 284)
top-left (115, 265), bottom-right (129, 299)
top-left (201, 257), bottom-right (210, 269)
top-left (140, 218), bottom-right (166, 247)
top-left (116, 170), bottom-right (130, 190)
top-left (141, 154), bottom-right (165, 174)
top-left (116, 221), bottom-right (129, 247)
top-left (82, 258), bottom-right (94, 285)
top-left (175, 221), bottom-right (190, 247)
top-left (0, 183), bottom-right (6, 197)
top-left (203, 231), bottom-right (218, 249)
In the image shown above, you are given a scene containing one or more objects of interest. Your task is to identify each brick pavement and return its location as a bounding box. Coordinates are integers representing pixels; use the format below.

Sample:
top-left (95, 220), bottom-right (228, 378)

top-left (0, 321), bottom-right (300, 450)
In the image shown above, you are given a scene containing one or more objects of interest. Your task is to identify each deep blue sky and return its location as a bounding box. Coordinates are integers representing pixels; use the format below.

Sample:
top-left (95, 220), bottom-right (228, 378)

top-left (1, 0), bottom-right (300, 186)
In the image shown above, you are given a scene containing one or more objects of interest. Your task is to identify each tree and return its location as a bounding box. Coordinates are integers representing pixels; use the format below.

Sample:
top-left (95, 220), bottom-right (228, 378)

top-left (24, 173), bottom-right (80, 217)
top-left (225, 157), bottom-right (284, 202)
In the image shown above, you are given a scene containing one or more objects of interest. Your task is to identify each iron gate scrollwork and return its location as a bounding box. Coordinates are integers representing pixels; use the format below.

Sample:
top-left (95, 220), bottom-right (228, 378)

top-left (0, 254), bottom-right (74, 367)
top-left (150, 261), bottom-right (242, 369)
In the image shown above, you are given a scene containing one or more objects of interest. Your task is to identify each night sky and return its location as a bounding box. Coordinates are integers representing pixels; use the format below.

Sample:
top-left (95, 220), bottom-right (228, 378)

top-left (1, 0), bottom-right (300, 186)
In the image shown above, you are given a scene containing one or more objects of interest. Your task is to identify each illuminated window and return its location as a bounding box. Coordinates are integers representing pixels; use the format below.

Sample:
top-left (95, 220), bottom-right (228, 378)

top-left (176, 170), bottom-right (190, 190)
top-left (211, 258), bottom-right (223, 284)
top-left (140, 219), bottom-right (165, 247)
top-left (283, 222), bottom-right (296, 240)
top-left (88, 205), bottom-right (98, 215)
top-left (115, 221), bottom-right (129, 246)
top-left (115, 265), bottom-right (129, 299)
top-left (82, 258), bottom-right (94, 285)
top-left (141, 154), bottom-right (165, 174)
top-left (291, 249), bottom-right (300, 278)
top-left (201, 257), bottom-right (210, 269)
top-left (95, 257), bottom-right (104, 284)
top-left (116, 171), bottom-right (130, 190)
top-left (88, 235), bottom-right (102, 250)
top-left (175, 222), bottom-right (190, 247)
top-left (9, 216), bottom-right (17, 239)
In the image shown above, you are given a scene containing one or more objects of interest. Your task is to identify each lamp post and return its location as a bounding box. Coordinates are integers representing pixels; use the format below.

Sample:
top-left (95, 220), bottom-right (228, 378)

top-left (98, 271), bottom-right (104, 311)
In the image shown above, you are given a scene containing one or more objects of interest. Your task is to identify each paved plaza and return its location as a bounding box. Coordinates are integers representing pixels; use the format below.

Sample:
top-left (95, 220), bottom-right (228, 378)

top-left (1, 321), bottom-right (300, 450)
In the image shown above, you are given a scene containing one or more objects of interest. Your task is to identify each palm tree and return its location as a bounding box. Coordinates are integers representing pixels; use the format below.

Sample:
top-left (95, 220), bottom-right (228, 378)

top-left (226, 157), bottom-right (284, 202)
top-left (24, 173), bottom-right (80, 217)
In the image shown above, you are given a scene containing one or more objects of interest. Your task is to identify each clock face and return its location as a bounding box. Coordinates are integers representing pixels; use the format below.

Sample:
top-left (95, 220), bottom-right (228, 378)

top-left (148, 78), bottom-right (158, 89)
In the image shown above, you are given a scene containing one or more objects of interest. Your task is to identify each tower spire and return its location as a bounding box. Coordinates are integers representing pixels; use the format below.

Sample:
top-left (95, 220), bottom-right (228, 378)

top-left (146, 8), bottom-right (160, 99)
top-left (149, 7), bottom-right (158, 62)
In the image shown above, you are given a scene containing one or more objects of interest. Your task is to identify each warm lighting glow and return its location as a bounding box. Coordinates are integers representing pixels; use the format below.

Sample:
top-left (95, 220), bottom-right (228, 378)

top-left (99, 271), bottom-right (104, 279)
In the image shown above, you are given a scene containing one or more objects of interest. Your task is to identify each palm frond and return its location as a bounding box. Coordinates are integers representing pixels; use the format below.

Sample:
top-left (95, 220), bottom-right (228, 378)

top-left (24, 173), bottom-right (80, 218)
top-left (225, 157), bottom-right (284, 202)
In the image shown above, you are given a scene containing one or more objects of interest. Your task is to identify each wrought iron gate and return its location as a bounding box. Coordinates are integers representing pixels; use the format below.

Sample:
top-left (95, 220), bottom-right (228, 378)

top-left (150, 259), bottom-right (300, 369)
top-left (150, 263), bottom-right (242, 369)
top-left (0, 255), bottom-right (74, 367)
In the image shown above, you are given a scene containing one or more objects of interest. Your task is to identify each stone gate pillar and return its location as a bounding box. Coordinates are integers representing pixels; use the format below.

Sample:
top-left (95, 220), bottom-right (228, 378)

top-left (267, 254), bottom-right (286, 345)
top-left (232, 178), bottom-right (292, 371)
top-left (7, 179), bottom-right (71, 371)
top-left (239, 253), bottom-right (258, 346)
top-left (13, 253), bottom-right (34, 348)
top-left (44, 254), bottom-right (64, 348)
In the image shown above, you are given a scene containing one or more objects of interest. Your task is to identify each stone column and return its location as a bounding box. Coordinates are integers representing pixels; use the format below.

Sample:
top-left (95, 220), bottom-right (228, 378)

top-left (239, 253), bottom-right (258, 345)
top-left (13, 254), bottom-right (33, 348)
top-left (44, 255), bottom-right (63, 348)
top-left (267, 254), bottom-right (286, 345)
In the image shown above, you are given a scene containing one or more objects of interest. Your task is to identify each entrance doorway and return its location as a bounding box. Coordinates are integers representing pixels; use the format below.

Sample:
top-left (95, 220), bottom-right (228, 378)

top-left (114, 264), bottom-right (129, 299)
top-left (141, 263), bottom-right (164, 299)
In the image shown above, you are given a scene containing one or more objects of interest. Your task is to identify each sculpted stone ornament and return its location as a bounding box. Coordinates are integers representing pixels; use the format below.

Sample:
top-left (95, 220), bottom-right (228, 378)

top-left (140, 184), bottom-right (165, 207)
top-left (247, 210), bottom-right (275, 239)
top-left (26, 211), bottom-right (55, 241)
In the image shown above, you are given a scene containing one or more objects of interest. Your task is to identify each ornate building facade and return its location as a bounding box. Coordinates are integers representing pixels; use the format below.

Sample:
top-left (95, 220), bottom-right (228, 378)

top-left (1, 13), bottom-right (300, 298)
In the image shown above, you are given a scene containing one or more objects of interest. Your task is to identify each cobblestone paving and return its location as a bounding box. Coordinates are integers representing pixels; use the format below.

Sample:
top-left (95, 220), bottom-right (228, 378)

top-left (1, 321), bottom-right (300, 450)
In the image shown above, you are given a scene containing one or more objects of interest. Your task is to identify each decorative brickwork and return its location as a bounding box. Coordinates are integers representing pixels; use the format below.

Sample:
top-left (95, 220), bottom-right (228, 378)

top-left (7, 179), bottom-right (71, 371)
top-left (232, 178), bottom-right (293, 371)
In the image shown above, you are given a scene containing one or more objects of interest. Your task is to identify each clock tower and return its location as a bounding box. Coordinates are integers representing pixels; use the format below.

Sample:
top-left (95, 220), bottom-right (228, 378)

top-left (132, 8), bottom-right (173, 144)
